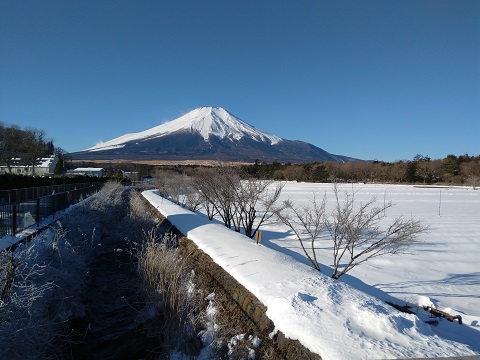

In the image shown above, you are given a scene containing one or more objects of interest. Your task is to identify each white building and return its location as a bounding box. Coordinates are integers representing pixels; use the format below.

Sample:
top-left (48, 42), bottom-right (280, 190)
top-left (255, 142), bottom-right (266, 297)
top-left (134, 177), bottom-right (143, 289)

top-left (0, 155), bottom-right (58, 176)
top-left (67, 167), bottom-right (106, 177)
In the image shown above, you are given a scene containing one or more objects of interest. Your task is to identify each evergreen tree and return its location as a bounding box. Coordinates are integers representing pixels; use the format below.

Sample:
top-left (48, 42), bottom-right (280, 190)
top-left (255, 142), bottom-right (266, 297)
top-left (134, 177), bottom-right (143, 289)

top-left (405, 161), bottom-right (417, 183)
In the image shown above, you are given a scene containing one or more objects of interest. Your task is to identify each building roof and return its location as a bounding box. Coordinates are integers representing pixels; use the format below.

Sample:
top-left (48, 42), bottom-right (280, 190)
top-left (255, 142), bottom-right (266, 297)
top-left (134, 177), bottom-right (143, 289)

top-left (69, 167), bottom-right (105, 172)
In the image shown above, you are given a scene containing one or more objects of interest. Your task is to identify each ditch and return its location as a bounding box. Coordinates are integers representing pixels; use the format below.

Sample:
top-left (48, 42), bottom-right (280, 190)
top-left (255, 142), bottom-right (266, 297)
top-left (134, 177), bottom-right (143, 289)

top-left (60, 186), bottom-right (167, 359)
top-left (64, 242), bottom-right (162, 359)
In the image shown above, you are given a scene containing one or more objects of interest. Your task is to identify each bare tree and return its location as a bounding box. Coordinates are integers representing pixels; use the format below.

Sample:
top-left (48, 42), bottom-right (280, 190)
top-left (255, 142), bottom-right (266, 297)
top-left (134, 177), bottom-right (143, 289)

top-left (0, 123), bottom-right (23, 172)
top-left (275, 193), bottom-right (326, 271)
top-left (192, 167), bottom-right (219, 220)
top-left (23, 127), bottom-right (53, 175)
top-left (233, 180), bottom-right (284, 238)
top-left (466, 175), bottom-right (480, 190)
top-left (194, 167), bottom-right (284, 237)
top-left (153, 168), bottom-right (172, 198)
top-left (193, 166), bottom-right (240, 228)
top-left (152, 169), bottom-right (202, 210)
top-left (275, 185), bottom-right (429, 280)
top-left (461, 160), bottom-right (480, 190)
top-left (326, 185), bottom-right (429, 279)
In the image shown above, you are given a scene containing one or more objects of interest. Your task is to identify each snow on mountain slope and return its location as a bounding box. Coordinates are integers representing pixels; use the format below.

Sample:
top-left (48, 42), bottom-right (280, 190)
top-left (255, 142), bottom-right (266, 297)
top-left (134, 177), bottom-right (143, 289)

top-left (86, 107), bottom-right (282, 152)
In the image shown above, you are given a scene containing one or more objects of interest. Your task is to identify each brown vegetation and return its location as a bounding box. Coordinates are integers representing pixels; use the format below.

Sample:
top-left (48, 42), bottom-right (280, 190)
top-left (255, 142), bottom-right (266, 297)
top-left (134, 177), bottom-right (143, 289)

top-left (240, 154), bottom-right (480, 187)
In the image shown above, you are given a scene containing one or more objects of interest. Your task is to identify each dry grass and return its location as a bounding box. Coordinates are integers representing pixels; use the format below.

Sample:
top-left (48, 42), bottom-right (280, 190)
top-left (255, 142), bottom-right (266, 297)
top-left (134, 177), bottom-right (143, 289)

top-left (136, 229), bottom-right (205, 357)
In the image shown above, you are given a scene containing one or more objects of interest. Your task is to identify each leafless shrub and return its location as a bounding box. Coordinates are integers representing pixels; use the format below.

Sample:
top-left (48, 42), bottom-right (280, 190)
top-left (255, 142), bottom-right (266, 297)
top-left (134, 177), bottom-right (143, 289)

top-left (183, 185), bottom-right (203, 212)
top-left (326, 184), bottom-right (429, 279)
top-left (466, 175), bottom-right (479, 190)
top-left (153, 169), bottom-right (173, 198)
top-left (153, 170), bottom-right (202, 211)
top-left (233, 180), bottom-right (284, 238)
top-left (275, 193), bottom-right (326, 271)
top-left (193, 167), bottom-right (240, 228)
top-left (275, 184), bottom-right (429, 280)
top-left (193, 167), bottom-right (283, 238)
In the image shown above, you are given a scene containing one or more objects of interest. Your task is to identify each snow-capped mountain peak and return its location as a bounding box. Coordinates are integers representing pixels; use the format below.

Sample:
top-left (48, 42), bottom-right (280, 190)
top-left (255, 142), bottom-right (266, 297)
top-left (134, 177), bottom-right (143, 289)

top-left (87, 106), bottom-right (282, 152)
top-left (183, 106), bottom-right (282, 144)
top-left (76, 106), bottom-right (358, 164)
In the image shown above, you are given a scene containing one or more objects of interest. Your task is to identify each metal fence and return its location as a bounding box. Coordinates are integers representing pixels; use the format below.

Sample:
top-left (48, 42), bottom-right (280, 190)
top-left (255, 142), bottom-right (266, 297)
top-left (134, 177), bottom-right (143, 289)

top-left (0, 183), bottom-right (103, 238)
top-left (0, 183), bottom-right (102, 204)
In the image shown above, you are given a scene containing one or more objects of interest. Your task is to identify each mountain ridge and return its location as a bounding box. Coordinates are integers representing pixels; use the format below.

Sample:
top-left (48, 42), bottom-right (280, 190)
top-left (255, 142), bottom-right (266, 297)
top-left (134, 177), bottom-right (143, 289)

top-left (72, 107), bottom-right (360, 163)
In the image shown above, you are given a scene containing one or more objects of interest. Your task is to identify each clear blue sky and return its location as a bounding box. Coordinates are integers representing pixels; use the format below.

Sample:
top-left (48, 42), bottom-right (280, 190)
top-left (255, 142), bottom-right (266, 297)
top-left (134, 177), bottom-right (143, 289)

top-left (1, 0), bottom-right (478, 162)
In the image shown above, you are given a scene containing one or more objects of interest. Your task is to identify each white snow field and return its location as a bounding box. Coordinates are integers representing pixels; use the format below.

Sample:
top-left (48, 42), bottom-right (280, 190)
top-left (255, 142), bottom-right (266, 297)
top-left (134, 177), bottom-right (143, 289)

top-left (142, 182), bottom-right (480, 360)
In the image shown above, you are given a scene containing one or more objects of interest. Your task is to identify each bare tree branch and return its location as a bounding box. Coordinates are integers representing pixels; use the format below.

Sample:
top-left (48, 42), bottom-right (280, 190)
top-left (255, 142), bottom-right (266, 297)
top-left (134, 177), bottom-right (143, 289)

top-left (326, 184), bottom-right (429, 279)
top-left (275, 184), bottom-right (429, 280)
top-left (274, 193), bottom-right (326, 272)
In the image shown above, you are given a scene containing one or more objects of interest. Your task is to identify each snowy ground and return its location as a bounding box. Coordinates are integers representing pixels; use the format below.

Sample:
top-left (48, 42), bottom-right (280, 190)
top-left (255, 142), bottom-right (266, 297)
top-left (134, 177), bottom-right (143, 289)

top-left (142, 183), bottom-right (480, 360)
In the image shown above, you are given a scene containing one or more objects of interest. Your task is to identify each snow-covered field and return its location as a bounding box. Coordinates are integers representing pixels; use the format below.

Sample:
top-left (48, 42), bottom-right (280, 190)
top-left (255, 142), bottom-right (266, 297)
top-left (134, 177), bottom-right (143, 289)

top-left (269, 183), bottom-right (480, 326)
top-left (143, 182), bottom-right (480, 360)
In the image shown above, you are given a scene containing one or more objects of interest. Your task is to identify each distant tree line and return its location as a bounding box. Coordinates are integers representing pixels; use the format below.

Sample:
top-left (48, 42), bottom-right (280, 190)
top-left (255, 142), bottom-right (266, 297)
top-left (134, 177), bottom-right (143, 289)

top-left (0, 122), bottom-right (54, 172)
top-left (74, 153), bottom-right (479, 189)
top-left (240, 154), bottom-right (480, 188)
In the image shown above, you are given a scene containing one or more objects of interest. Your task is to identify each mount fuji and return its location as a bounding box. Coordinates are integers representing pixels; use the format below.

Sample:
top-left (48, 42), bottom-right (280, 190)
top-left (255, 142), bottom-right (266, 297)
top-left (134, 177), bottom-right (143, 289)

top-left (71, 107), bottom-right (359, 163)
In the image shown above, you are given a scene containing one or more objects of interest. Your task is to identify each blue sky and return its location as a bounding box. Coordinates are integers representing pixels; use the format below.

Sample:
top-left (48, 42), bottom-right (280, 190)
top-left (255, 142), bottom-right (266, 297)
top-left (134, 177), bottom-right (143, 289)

top-left (1, 0), bottom-right (478, 162)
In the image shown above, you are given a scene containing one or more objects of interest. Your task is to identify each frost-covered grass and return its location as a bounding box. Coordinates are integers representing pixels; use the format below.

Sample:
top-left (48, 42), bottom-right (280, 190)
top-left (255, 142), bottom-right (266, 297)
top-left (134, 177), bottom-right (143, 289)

top-left (135, 226), bottom-right (270, 359)
top-left (0, 223), bottom-right (91, 358)
top-left (0, 181), bottom-right (128, 359)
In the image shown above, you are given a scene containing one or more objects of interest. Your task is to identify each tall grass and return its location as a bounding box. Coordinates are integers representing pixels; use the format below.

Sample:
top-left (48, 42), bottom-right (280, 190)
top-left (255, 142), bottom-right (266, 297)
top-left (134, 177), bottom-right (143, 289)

top-left (136, 228), bottom-right (206, 357)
